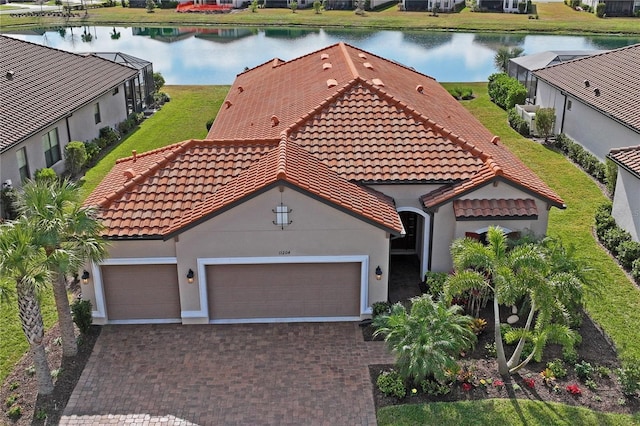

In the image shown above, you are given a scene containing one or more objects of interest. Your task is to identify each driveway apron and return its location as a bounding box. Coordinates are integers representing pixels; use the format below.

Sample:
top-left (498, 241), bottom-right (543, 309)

top-left (60, 322), bottom-right (394, 425)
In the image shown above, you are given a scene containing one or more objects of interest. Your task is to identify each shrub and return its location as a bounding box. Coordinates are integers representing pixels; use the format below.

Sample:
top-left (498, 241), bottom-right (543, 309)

top-left (5, 393), bottom-right (19, 407)
top-left (535, 107), bottom-right (555, 141)
top-left (154, 91), bottom-right (171, 104)
top-left (507, 108), bottom-right (530, 136)
top-left (605, 158), bottom-right (617, 196)
top-left (547, 359), bottom-right (567, 379)
top-left (372, 301), bottom-right (391, 317)
top-left (99, 127), bottom-right (120, 147)
top-left (1, 187), bottom-right (19, 220)
top-left (71, 299), bottom-right (93, 335)
top-left (595, 2), bottom-right (605, 17)
top-left (153, 72), bottom-right (165, 91)
top-left (488, 73), bottom-right (526, 110)
top-left (376, 370), bottom-right (406, 398)
top-left (290, 0), bottom-right (297, 12)
top-left (146, 0), bottom-right (156, 12)
top-left (601, 227), bottom-right (631, 256)
top-left (616, 241), bottom-right (640, 270)
top-left (313, 0), bottom-right (322, 12)
top-left (574, 361), bottom-right (594, 381)
top-left (420, 378), bottom-right (451, 395)
top-left (566, 383), bottom-right (582, 395)
top-left (34, 167), bottom-right (58, 183)
top-left (84, 141), bottom-right (101, 164)
top-left (250, 0), bottom-right (258, 11)
top-left (616, 362), bottom-right (640, 397)
top-left (65, 141), bottom-right (88, 176)
top-left (423, 271), bottom-right (447, 297)
top-left (632, 258), bottom-right (640, 284)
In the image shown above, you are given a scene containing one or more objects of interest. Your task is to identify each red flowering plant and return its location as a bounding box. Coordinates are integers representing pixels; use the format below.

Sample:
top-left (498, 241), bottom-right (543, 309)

top-left (461, 382), bottom-right (473, 392)
top-left (566, 384), bottom-right (582, 395)
top-left (493, 379), bottom-right (505, 390)
top-left (523, 377), bottom-right (536, 389)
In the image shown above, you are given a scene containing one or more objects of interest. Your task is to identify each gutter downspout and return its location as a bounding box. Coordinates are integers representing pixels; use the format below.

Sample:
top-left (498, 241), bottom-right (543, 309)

top-left (65, 116), bottom-right (72, 142)
top-left (427, 211), bottom-right (435, 272)
top-left (560, 93), bottom-right (567, 134)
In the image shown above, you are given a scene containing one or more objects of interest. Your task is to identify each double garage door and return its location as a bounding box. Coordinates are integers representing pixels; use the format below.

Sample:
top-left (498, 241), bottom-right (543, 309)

top-left (101, 262), bottom-right (361, 322)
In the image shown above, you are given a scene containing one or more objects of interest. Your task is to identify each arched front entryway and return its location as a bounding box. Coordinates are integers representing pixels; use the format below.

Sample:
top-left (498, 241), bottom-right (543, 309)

top-left (391, 207), bottom-right (431, 277)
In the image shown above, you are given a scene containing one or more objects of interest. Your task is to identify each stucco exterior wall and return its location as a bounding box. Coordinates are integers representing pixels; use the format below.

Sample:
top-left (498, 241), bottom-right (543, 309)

top-left (67, 86), bottom-right (128, 143)
top-left (175, 186), bottom-right (391, 322)
top-left (536, 80), bottom-right (640, 161)
top-left (612, 169), bottom-right (640, 242)
top-left (429, 181), bottom-right (552, 272)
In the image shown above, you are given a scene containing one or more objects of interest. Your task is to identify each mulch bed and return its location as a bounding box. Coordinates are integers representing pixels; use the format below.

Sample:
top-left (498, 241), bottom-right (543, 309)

top-left (0, 324), bottom-right (100, 425)
top-left (366, 305), bottom-right (639, 415)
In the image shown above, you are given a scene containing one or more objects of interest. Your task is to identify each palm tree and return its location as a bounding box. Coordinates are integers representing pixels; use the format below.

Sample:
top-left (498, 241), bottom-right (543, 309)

top-left (445, 227), bottom-right (588, 376)
top-left (0, 219), bottom-right (54, 395)
top-left (445, 226), bottom-right (545, 376)
top-left (17, 179), bottom-right (107, 357)
top-left (494, 46), bottom-right (524, 73)
top-left (373, 294), bottom-right (477, 383)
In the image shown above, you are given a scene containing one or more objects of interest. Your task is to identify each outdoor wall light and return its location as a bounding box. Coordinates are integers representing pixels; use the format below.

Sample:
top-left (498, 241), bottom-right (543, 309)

top-left (81, 270), bottom-right (90, 285)
top-left (186, 269), bottom-right (195, 283)
top-left (375, 266), bottom-right (383, 281)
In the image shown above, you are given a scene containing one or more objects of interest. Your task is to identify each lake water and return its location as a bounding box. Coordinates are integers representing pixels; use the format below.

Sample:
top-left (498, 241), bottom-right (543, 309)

top-left (4, 26), bottom-right (639, 84)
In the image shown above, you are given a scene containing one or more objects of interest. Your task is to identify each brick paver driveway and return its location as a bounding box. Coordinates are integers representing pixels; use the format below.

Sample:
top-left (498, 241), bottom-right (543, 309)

top-left (61, 322), bottom-right (394, 425)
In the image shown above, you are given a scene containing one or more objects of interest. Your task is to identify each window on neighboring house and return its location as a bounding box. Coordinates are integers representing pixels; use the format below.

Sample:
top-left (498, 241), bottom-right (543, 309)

top-left (42, 128), bottom-right (61, 167)
top-left (94, 102), bottom-right (101, 124)
top-left (17, 147), bottom-right (30, 182)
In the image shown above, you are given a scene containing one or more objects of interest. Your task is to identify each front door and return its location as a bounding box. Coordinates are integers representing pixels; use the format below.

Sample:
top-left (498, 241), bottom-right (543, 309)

top-left (391, 211), bottom-right (417, 253)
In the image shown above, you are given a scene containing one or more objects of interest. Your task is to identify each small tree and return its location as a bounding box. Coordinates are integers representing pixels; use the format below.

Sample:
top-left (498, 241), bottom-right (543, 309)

top-left (34, 168), bottom-right (58, 183)
top-left (153, 72), bottom-right (165, 92)
top-left (250, 0), bottom-right (259, 12)
top-left (494, 46), bottom-right (524, 73)
top-left (595, 2), bottom-right (605, 17)
top-left (146, 0), bottom-right (156, 12)
top-left (289, 0), bottom-right (297, 12)
top-left (313, 0), bottom-right (322, 13)
top-left (374, 294), bottom-right (477, 383)
top-left (535, 107), bottom-right (556, 142)
top-left (65, 141), bottom-right (88, 177)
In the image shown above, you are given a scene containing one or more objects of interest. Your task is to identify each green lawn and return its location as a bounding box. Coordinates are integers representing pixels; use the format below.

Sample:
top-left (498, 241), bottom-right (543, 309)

top-left (0, 288), bottom-right (58, 383)
top-left (80, 85), bottom-right (229, 199)
top-left (2, 3), bottom-right (640, 35)
top-left (377, 399), bottom-right (640, 426)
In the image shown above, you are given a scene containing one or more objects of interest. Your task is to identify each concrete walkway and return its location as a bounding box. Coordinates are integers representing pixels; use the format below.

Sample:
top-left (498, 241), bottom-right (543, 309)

top-left (61, 322), bottom-right (394, 425)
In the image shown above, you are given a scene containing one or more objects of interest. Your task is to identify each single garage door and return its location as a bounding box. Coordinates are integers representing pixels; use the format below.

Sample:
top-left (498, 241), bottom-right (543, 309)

top-left (206, 263), bottom-right (361, 320)
top-left (102, 264), bottom-right (181, 321)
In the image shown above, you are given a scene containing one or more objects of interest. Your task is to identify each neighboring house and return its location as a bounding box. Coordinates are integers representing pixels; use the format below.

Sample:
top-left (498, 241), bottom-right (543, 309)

top-left (583, 0), bottom-right (640, 16)
top-left (402, 0), bottom-right (464, 12)
top-left (533, 44), bottom-right (640, 162)
top-left (91, 52), bottom-right (156, 114)
top-left (82, 43), bottom-right (564, 326)
top-left (507, 50), bottom-right (604, 103)
top-left (608, 146), bottom-right (640, 242)
top-left (0, 36), bottom-right (145, 199)
top-left (476, 0), bottom-right (526, 12)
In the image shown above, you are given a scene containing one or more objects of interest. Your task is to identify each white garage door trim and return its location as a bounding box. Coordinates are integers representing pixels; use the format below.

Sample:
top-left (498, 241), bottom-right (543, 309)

top-left (196, 255), bottom-right (371, 324)
top-left (91, 257), bottom-right (179, 324)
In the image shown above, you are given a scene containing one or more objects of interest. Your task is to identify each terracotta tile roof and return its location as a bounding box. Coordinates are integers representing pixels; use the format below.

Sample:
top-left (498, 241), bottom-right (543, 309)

top-left (534, 44), bottom-right (640, 133)
top-left (453, 198), bottom-right (539, 220)
top-left (87, 138), bottom-right (403, 238)
top-left (0, 36), bottom-right (138, 153)
top-left (608, 145), bottom-right (640, 179)
top-left (87, 43), bottom-right (564, 239)
top-left (210, 42), bottom-right (564, 207)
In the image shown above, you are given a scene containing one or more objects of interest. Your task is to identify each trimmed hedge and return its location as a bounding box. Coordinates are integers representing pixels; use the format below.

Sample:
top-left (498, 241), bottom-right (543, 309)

top-left (488, 73), bottom-right (527, 110)
top-left (550, 134), bottom-right (610, 189)
top-left (594, 202), bottom-right (640, 284)
top-left (507, 107), bottom-right (530, 136)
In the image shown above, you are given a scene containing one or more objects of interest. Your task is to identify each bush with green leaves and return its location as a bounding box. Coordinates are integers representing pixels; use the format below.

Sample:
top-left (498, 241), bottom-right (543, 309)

top-left (372, 301), bottom-right (391, 317)
top-left (84, 141), bottom-right (101, 165)
top-left (616, 361), bottom-right (640, 397)
top-left (551, 134), bottom-right (608, 185)
top-left (7, 405), bottom-right (22, 419)
top-left (71, 299), bottom-right (93, 335)
top-left (1, 187), bottom-right (18, 220)
top-left (616, 241), bottom-right (640, 270)
top-left (632, 258), bottom-right (640, 284)
top-left (376, 370), bottom-right (406, 398)
top-left (374, 294), bottom-right (476, 383)
top-left (34, 167), bottom-right (58, 183)
top-left (602, 227), bottom-right (631, 256)
top-left (546, 359), bottom-right (567, 379)
top-left (595, 2), bottom-right (605, 17)
top-left (605, 159), bottom-right (618, 196)
top-left (507, 108), bottom-right (530, 136)
top-left (423, 271), bottom-right (447, 297)
top-left (488, 73), bottom-right (527, 110)
top-left (574, 360), bottom-right (594, 381)
top-left (420, 378), bottom-right (451, 395)
top-left (153, 72), bottom-right (165, 91)
top-left (65, 141), bottom-right (88, 177)
top-left (289, 0), bottom-right (297, 12)
top-left (535, 107), bottom-right (555, 141)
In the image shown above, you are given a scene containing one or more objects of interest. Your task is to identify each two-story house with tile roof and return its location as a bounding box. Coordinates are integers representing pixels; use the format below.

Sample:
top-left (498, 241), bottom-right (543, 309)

top-left (533, 44), bottom-right (640, 162)
top-left (0, 36), bottom-right (146, 212)
top-left (82, 43), bottom-right (564, 326)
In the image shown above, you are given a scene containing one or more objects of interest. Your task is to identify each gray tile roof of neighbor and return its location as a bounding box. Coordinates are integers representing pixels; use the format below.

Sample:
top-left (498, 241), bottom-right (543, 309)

top-left (0, 35), bottom-right (138, 153)
top-left (533, 43), bottom-right (640, 134)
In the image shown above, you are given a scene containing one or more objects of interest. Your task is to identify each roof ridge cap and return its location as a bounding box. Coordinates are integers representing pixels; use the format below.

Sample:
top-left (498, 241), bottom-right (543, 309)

top-left (114, 140), bottom-right (194, 164)
top-left (277, 134), bottom-right (287, 179)
top-left (339, 42), bottom-right (360, 79)
top-left (609, 144), bottom-right (640, 154)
